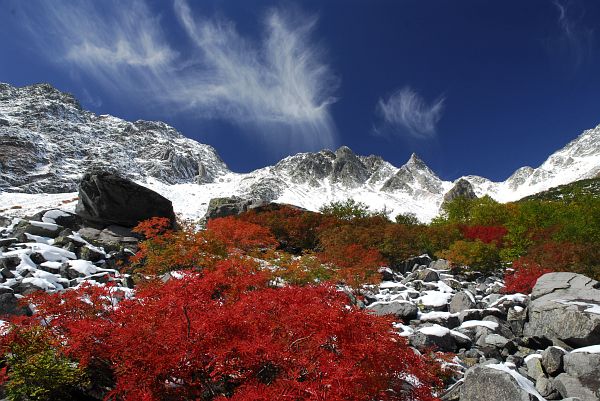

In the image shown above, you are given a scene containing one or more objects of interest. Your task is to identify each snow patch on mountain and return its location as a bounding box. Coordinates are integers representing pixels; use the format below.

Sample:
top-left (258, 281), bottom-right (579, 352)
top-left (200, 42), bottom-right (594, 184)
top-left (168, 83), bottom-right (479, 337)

top-left (1, 82), bottom-right (599, 222)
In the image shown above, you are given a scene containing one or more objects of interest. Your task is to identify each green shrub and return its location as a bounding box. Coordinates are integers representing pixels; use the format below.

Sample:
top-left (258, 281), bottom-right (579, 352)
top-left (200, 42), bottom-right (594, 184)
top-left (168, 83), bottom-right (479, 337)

top-left (2, 325), bottom-right (88, 401)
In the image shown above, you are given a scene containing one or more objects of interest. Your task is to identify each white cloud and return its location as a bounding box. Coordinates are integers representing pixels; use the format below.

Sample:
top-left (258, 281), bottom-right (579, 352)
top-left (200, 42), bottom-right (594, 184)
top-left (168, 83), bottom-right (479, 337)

top-left (376, 87), bottom-right (445, 140)
top-left (19, 0), bottom-right (338, 151)
top-left (552, 0), bottom-right (593, 68)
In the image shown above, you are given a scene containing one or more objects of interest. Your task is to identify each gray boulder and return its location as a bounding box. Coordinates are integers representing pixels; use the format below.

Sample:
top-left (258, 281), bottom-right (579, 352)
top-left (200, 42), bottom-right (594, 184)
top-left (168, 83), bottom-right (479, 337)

top-left (555, 351), bottom-right (600, 400)
top-left (0, 293), bottom-right (30, 316)
top-left (395, 254), bottom-right (432, 274)
top-left (525, 273), bottom-right (600, 347)
top-left (75, 171), bottom-right (175, 227)
top-left (554, 372), bottom-right (599, 401)
top-left (449, 291), bottom-right (476, 313)
top-left (78, 226), bottom-right (138, 252)
top-left (204, 196), bottom-right (266, 220)
top-left (542, 346), bottom-right (566, 377)
top-left (461, 364), bottom-right (545, 401)
top-left (367, 300), bottom-right (418, 321)
top-left (417, 268), bottom-right (440, 282)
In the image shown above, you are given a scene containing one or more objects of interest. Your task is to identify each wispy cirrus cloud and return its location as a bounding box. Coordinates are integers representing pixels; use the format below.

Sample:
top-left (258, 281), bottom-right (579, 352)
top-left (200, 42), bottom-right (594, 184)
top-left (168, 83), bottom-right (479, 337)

top-left (18, 0), bottom-right (338, 151)
top-left (551, 0), bottom-right (594, 68)
top-left (375, 87), bottom-right (445, 140)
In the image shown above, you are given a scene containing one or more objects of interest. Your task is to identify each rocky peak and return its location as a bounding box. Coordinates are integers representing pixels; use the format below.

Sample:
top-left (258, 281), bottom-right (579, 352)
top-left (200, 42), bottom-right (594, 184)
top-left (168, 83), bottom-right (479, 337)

top-left (443, 178), bottom-right (477, 204)
top-left (0, 82), bottom-right (229, 193)
top-left (331, 146), bottom-right (370, 187)
top-left (381, 153), bottom-right (444, 196)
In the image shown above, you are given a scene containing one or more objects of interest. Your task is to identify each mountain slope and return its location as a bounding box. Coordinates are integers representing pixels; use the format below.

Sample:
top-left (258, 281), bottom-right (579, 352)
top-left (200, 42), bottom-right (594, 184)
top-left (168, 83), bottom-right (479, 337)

top-left (518, 177), bottom-right (600, 202)
top-left (1, 82), bottom-right (599, 222)
top-left (0, 83), bottom-right (229, 193)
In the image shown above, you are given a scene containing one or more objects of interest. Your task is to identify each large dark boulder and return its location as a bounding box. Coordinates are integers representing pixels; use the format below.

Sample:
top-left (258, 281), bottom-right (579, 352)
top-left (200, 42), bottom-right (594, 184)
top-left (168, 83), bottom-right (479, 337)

top-left (75, 171), bottom-right (175, 228)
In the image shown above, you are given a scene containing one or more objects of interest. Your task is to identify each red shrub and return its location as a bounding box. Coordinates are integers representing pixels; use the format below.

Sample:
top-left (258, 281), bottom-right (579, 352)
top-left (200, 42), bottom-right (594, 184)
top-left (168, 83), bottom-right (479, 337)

top-left (462, 225), bottom-right (507, 245)
top-left (10, 263), bottom-right (440, 401)
top-left (239, 206), bottom-right (330, 252)
top-left (133, 217), bottom-right (172, 239)
top-left (503, 258), bottom-right (552, 294)
top-left (319, 243), bottom-right (385, 288)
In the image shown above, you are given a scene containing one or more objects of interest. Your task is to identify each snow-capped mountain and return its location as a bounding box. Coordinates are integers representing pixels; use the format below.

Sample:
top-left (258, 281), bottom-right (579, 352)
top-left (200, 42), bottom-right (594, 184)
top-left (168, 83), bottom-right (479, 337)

top-left (0, 83), bottom-right (228, 193)
top-left (0, 82), bottom-right (599, 222)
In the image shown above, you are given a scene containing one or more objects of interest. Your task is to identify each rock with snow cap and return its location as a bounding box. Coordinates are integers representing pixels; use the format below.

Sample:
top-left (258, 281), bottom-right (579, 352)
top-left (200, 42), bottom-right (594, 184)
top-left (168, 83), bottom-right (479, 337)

top-left (461, 363), bottom-right (547, 401)
top-left (449, 291), bottom-right (476, 313)
top-left (367, 300), bottom-right (418, 321)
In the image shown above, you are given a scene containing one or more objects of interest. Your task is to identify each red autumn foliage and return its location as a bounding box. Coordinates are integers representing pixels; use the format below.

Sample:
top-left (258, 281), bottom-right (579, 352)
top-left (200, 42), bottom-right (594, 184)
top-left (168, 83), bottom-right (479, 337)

top-left (503, 258), bottom-right (552, 294)
top-left (132, 217), bottom-right (173, 239)
top-left (462, 225), bottom-right (507, 245)
top-left (206, 216), bottom-right (278, 253)
top-left (13, 259), bottom-right (440, 401)
top-left (319, 243), bottom-right (385, 288)
top-left (239, 205), bottom-right (331, 252)
top-left (131, 220), bottom-right (227, 275)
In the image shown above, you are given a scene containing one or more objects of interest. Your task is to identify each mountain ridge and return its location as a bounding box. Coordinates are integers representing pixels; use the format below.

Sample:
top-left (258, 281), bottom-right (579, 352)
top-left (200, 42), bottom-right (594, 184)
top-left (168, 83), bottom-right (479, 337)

top-left (1, 82), bottom-right (599, 221)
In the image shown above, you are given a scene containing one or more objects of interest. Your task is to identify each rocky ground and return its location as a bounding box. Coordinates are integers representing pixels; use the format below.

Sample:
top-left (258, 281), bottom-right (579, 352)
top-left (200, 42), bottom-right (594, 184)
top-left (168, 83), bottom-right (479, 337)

top-left (365, 258), bottom-right (600, 401)
top-left (0, 171), bottom-right (599, 400)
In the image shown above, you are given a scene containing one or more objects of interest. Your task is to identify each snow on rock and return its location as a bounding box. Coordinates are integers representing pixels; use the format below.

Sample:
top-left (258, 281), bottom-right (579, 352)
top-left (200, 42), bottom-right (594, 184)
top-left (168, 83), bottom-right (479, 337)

top-left (459, 320), bottom-right (500, 330)
top-left (487, 363), bottom-right (547, 401)
top-left (68, 260), bottom-right (99, 276)
top-left (555, 299), bottom-right (600, 315)
top-left (570, 345), bottom-right (600, 354)
top-left (418, 290), bottom-right (453, 307)
top-left (42, 209), bottom-right (72, 224)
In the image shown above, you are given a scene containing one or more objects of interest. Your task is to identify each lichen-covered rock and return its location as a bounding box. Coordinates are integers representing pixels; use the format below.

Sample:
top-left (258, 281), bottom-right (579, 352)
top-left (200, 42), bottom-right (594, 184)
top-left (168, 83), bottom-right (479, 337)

top-left (542, 346), bottom-right (566, 377)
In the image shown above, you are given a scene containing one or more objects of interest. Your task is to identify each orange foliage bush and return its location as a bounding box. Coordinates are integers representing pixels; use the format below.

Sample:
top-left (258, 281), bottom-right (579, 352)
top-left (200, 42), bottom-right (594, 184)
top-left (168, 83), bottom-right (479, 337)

top-left (206, 216), bottom-right (278, 253)
top-left (131, 219), bottom-right (226, 276)
top-left (319, 244), bottom-right (386, 288)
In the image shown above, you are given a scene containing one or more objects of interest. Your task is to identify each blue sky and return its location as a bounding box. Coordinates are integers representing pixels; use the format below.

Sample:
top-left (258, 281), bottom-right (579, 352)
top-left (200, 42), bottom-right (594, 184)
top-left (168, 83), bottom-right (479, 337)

top-left (1, 0), bottom-right (599, 181)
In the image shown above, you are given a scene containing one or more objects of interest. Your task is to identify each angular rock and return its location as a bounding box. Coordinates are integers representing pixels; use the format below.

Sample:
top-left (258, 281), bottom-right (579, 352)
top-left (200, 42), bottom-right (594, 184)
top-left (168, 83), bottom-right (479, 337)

top-left (449, 291), bottom-right (476, 313)
top-left (461, 364), bottom-right (544, 401)
top-left (75, 171), bottom-right (176, 227)
top-left (429, 258), bottom-right (450, 271)
top-left (534, 376), bottom-right (558, 399)
top-left (508, 306), bottom-right (528, 336)
top-left (554, 372), bottom-right (599, 401)
top-left (559, 351), bottom-right (600, 399)
top-left (367, 300), bottom-right (418, 321)
top-left (204, 196), bottom-right (266, 220)
top-left (410, 325), bottom-right (458, 352)
top-left (0, 293), bottom-right (29, 315)
top-left (417, 268), bottom-right (440, 282)
top-left (542, 346), bottom-right (566, 377)
top-left (525, 273), bottom-right (600, 347)
top-left (79, 245), bottom-right (105, 263)
top-left (13, 220), bottom-right (63, 239)
top-left (394, 254), bottom-right (432, 274)
top-left (525, 356), bottom-right (545, 381)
